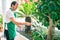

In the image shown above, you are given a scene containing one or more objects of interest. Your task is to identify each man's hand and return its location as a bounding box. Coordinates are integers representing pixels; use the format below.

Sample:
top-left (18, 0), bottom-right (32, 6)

top-left (25, 22), bottom-right (31, 26)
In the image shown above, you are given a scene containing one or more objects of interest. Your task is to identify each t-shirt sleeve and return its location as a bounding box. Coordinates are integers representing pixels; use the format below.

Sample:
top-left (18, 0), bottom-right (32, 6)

top-left (7, 10), bottom-right (14, 19)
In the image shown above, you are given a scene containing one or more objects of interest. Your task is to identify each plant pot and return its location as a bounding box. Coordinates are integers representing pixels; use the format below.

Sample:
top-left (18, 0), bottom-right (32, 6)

top-left (25, 17), bottom-right (31, 34)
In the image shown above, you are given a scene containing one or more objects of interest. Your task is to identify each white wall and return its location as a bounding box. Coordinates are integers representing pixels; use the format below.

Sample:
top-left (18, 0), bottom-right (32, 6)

top-left (0, 0), bottom-right (2, 14)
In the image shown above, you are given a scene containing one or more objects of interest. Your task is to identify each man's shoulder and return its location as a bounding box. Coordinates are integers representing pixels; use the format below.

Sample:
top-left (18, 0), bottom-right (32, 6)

top-left (6, 9), bottom-right (13, 14)
top-left (7, 9), bottom-right (12, 12)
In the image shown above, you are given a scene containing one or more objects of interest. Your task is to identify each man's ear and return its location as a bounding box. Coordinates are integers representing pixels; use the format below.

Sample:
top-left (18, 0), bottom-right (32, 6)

top-left (11, 4), bottom-right (14, 7)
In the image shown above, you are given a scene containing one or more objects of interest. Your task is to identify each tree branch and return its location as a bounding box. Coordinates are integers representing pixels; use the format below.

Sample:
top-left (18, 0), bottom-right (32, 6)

top-left (44, 14), bottom-right (49, 18)
top-left (44, 14), bottom-right (53, 27)
top-left (55, 20), bottom-right (60, 27)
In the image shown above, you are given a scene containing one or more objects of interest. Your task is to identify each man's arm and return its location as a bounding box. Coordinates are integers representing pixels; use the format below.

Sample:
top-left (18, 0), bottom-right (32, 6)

top-left (10, 17), bottom-right (31, 26)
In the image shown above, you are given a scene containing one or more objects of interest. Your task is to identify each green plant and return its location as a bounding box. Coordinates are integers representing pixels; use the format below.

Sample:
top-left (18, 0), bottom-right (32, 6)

top-left (17, 1), bottom-right (37, 33)
top-left (31, 30), bottom-right (45, 40)
top-left (18, 2), bottom-right (36, 17)
top-left (0, 14), bottom-right (3, 24)
top-left (36, 0), bottom-right (60, 40)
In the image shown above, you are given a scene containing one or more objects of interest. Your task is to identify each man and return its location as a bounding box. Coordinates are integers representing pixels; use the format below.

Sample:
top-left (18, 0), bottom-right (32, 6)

top-left (4, 1), bottom-right (31, 40)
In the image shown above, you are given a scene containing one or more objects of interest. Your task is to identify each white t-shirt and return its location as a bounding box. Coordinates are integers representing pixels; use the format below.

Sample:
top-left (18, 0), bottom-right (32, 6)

top-left (5, 9), bottom-right (15, 23)
top-left (5, 9), bottom-right (15, 30)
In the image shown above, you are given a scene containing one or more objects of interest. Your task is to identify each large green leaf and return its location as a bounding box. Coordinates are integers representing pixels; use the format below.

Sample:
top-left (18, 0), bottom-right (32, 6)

top-left (18, 2), bottom-right (36, 17)
top-left (36, 0), bottom-right (60, 27)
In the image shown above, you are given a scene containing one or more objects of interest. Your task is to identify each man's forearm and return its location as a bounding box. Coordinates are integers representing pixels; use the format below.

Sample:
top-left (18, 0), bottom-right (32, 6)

top-left (10, 17), bottom-right (31, 26)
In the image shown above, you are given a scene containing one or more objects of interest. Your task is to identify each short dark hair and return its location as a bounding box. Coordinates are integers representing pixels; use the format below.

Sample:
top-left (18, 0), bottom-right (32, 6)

top-left (11, 1), bottom-right (17, 7)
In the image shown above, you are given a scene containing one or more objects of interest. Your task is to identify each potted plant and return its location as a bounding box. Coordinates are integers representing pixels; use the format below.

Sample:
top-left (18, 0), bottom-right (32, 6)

top-left (16, 1), bottom-right (36, 34)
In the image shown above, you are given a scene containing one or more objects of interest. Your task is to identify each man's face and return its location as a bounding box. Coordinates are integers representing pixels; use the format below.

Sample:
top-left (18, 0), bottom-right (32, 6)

top-left (12, 3), bottom-right (18, 10)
